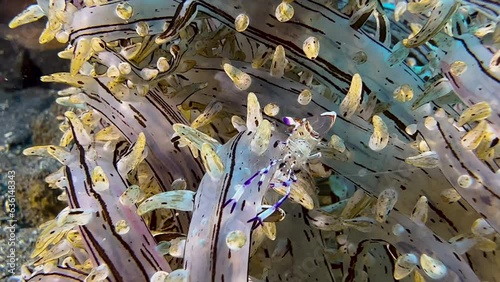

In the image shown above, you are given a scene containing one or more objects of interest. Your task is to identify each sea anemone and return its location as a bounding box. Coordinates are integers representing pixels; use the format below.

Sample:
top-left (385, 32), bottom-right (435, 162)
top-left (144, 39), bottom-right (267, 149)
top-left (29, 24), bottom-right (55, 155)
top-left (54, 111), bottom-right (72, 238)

top-left (8, 0), bottom-right (500, 281)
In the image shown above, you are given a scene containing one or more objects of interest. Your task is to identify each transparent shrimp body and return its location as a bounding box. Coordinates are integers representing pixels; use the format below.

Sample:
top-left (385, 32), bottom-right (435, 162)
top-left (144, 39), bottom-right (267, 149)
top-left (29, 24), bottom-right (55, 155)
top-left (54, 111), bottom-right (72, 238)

top-left (226, 112), bottom-right (337, 227)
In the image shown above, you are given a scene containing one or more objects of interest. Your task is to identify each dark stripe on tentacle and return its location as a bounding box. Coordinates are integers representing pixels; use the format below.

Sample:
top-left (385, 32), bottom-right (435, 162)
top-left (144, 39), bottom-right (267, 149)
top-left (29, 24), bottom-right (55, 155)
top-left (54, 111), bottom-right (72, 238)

top-left (210, 132), bottom-right (244, 281)
top-left (193, 0), bottom-right (420, 142)
top-left (65, 112), bottom-right (163, 281)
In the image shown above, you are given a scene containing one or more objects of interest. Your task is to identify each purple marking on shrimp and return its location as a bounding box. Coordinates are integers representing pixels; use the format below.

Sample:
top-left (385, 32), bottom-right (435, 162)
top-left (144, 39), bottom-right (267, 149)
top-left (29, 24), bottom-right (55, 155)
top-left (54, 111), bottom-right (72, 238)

top-left (282, 116), bottom-right (296, 126)
top-left (223, 160), bottom-right (278, 213)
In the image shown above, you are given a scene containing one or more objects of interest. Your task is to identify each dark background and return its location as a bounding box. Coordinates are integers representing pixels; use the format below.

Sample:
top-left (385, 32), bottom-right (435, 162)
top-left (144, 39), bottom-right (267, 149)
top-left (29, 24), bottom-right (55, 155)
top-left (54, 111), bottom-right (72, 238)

top-left (0, 2), bottom-right (68, 278)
